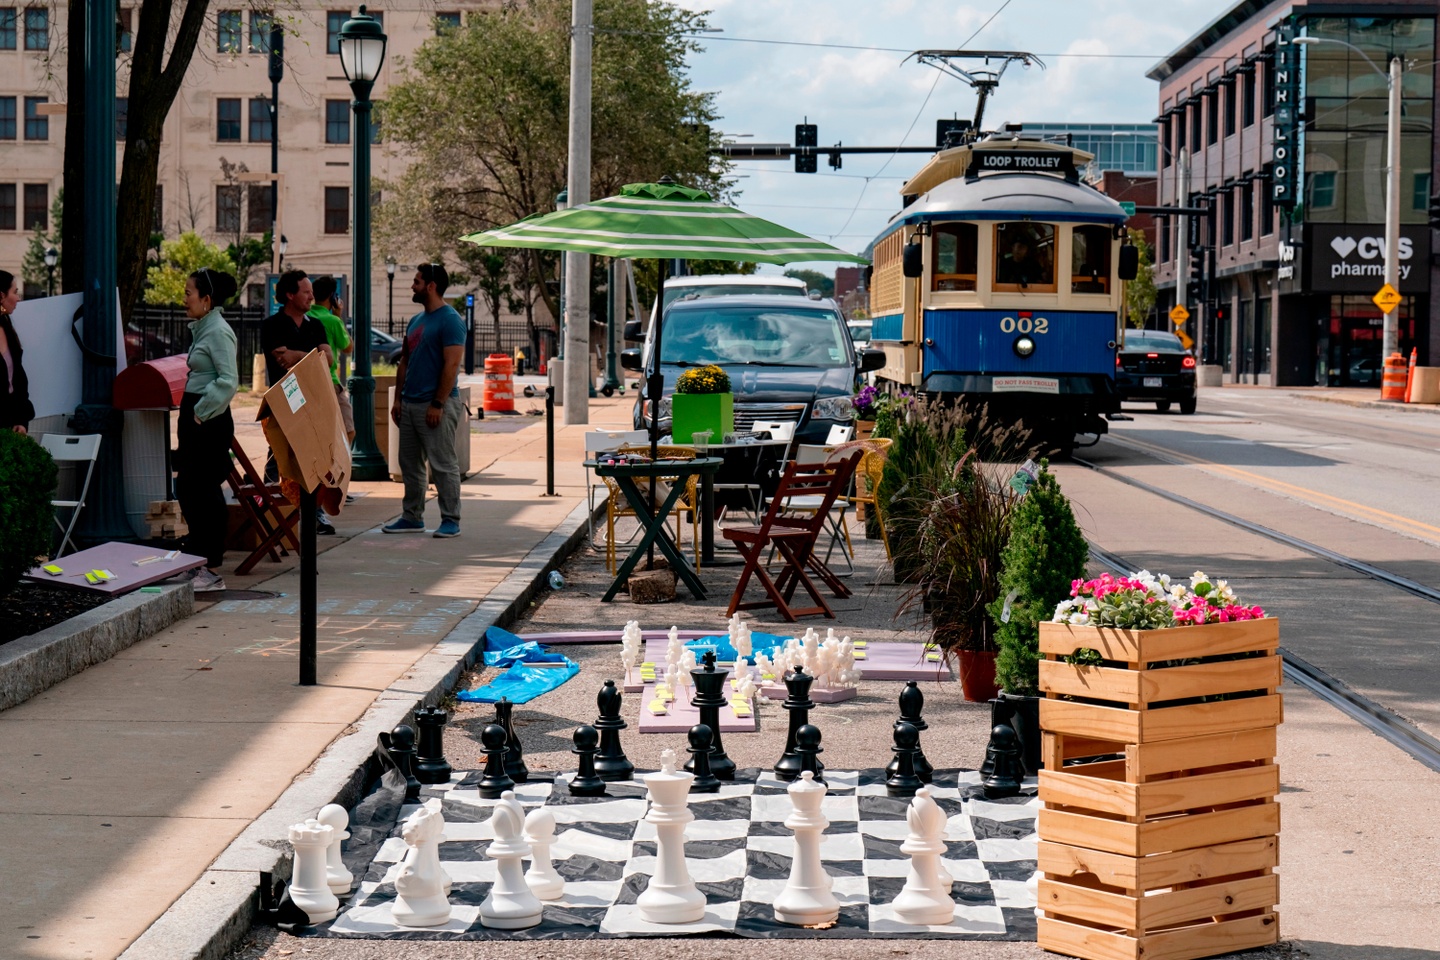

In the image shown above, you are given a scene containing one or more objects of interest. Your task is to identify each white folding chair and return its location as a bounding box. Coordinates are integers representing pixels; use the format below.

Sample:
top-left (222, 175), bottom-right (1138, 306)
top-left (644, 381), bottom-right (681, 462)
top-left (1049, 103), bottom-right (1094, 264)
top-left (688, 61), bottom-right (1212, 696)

top-left (765, 441), bottom-right (856, 574)
top-left (716, 420), bottom-right (796, 524)
top-left (826, 424), bottom-right (856, 444)
top-left (585, 429), bottom-right (649, 545)
top-left (40, 434), bottom-right (103, 557)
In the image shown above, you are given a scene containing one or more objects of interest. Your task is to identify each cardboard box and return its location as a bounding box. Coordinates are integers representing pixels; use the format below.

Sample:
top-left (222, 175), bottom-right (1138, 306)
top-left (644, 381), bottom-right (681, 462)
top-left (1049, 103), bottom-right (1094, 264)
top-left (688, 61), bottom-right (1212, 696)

top-left (258, 350), bottom-right (351, 514)
top-left (1408, 367), bottom-right (1440, 404)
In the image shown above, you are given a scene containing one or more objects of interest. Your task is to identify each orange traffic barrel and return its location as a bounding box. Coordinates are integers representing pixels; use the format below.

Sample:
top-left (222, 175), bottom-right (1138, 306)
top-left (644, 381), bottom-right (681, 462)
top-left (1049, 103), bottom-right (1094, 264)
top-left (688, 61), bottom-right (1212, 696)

top-left (483, 353), bottom-right (515, 412)
top-left (1380, 352), bottom-right (1407, 401)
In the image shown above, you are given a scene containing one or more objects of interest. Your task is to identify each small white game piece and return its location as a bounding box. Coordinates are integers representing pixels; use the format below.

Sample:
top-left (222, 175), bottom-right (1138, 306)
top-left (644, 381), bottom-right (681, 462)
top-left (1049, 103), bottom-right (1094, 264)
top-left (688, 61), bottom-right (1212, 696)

top-left (891, 786), bottom-right (954, 925)
top-left (316, 803), bottom-right (354, 895)
top-left (288, 819), bottom-right (340, 923)
top-left (621, 620), bottom-right (643, 688)
top-left (480, 791), bottom-right (542, 929)
top-left (774, 770), bottom-right (839, 926)
top-left (523, 807), bottom-right (565, 900)
top-left (636, 749), bottom-right (706, 924)
top-left (392, 804), bottom-right (452, 926)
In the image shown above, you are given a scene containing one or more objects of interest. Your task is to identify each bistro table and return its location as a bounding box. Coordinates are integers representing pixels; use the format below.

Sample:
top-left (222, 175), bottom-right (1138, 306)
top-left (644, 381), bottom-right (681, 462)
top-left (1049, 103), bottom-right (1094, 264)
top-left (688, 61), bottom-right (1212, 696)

top-left (673, 439), bottom-right (790, 564)
top-left (587, 456), bottom-right (724, 602)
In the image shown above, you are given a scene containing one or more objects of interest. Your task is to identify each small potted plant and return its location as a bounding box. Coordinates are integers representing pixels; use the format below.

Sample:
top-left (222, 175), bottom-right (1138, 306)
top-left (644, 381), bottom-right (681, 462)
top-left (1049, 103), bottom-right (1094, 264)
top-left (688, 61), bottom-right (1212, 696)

top-left (669, 363), bottom-right (733, 443)
top-left (851, 384), bottom-right (880, 440)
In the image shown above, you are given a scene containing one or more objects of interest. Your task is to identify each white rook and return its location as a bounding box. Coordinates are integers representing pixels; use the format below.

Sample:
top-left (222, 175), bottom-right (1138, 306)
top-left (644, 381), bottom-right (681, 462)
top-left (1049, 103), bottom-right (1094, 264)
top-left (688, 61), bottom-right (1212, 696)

top-left (287, 819), bottom-right (339, 923)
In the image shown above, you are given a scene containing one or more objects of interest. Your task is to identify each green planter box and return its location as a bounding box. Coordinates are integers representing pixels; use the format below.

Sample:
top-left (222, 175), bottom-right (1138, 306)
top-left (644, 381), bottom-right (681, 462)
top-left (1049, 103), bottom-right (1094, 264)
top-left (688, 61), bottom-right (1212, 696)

top-left (671, 392), bottom-right (734, 443)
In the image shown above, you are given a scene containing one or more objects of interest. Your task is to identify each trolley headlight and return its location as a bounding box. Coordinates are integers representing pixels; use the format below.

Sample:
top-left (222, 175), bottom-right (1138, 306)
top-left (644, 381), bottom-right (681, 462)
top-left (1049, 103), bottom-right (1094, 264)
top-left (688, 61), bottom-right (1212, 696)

top-left (813, 396), bottom-right (855, 421)
top-left (1013, 335), bottom-right (1036, 358)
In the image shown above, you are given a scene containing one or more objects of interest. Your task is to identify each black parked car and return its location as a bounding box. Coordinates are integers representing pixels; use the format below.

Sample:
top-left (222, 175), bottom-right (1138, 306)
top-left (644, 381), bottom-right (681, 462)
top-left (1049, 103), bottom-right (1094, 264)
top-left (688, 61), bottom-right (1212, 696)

top-left (370, 328), bottom-right (405, 366)
top-left (1114, 331), bottom-right (1197, 414)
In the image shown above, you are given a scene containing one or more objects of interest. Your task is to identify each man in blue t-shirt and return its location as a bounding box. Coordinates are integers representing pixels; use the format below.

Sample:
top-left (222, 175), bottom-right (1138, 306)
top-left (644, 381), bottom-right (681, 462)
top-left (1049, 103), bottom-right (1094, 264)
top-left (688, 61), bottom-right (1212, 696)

top-left (384, 263), bottom-right (467, 538)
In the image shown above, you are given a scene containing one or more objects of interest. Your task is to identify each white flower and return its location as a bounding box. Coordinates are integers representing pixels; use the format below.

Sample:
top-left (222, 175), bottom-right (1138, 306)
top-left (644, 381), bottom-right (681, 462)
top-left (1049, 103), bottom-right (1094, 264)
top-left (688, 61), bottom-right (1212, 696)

top-left (1067, 612), bottom-right (1090, 626)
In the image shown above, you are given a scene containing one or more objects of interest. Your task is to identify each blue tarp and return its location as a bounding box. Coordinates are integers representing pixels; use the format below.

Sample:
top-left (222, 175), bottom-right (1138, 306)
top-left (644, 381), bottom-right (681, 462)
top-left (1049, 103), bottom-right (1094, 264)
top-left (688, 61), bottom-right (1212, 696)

top-left (456, 627), bottom-right (579, 705)
top-left (685, 630), bottom-right (791, 665)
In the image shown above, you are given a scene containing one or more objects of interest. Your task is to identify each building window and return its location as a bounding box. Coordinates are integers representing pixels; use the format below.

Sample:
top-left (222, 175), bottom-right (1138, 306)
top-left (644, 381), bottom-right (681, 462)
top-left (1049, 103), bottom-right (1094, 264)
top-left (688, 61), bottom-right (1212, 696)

top-left (1413, 173), bottom-right (1430, 212)
top-left (1242, 68), bottom-right (1256, 127)
top-left (1220, 191), bottom-right (1234, 246)
top-left (216, 98), bottom-right (241, 141)
top-left (1308, 170), bottom-right (1338, 209)
top-left (0, 97), bottom-right (14, 140)
top-left (929, 222), bottom-right (977, 292)
top-left (1260, 165), bottom-right (1275, 236)
top-left (246, 184), bottom-right (272, 233)
top-left (1159, 119), bottom-right (1170, 168)
top-left (23, 97), bottom-right (47, 140)
top-left (117, 8), bottom-right (132, 52)
top-left (325, 99), bottom-right (350, 144)
top-left (249, 10), bottom-right (271, 54)
top-left (0, 184), bottom-right (14, 230)
top-left (23, 6), bottom-right (46, 50)
top-left (1159, 219), bottom-right (1171, 265)
top-left (249, 97), bottom-right (272, 142)
top-left (217, 9), bottom-right (241, 52)
top-left (1223, 82), bottom-right (1236, 137)
top-left (1176, 105), bottom-right (1187, 152)
top-left (23, 183), bottom-right (47, 229)
top-left (216, 184), bottom-right (241, 232)
top-left (153, 183), bottom-right (164, 232)
top-left (0, 8), bottom-right (15, 50)
top-left (324, 186), bottom-right (349, 234)
top-left (1205, 91), bottom-right (1218, 145)
top-left (1262, 58), bottom-right (1275, 118)
top-left (326, 10), bottom-right (346, 54)
top-left (1240, 181), bottom-right (1255, 242)
top-left (435, 11), bottom-right (460, 33)
top-left (116, 97), bottom-right (128, 139)
top-left (1189, 101), bottom-right (1201, 152)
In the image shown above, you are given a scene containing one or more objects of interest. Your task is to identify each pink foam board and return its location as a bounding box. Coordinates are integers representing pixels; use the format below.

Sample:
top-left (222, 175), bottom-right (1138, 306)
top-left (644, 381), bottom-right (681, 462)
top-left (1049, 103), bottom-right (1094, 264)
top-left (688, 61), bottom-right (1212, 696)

top-left (25, 542), bottom-right (206, 594)
top-left (635, 683), bottom-right (758, 734)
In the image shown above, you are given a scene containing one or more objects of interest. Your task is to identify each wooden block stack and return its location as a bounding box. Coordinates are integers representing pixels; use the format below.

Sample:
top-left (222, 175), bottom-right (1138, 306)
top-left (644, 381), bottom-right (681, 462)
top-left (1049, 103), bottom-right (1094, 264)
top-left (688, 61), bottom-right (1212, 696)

top-left (1035, 618), bottom-right (1282, 960)
top-left (144, 499), bottom-right (188, 539)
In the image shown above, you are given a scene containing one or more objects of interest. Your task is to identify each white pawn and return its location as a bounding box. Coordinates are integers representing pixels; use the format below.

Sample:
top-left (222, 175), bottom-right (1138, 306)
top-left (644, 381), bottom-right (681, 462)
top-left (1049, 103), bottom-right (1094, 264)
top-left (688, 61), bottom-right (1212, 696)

top-left (392, 804), bottom-right (452, 926)
top-left (523, 807), bottom-right (565, 900)
top-left (637, 749), bottom-right (706, 924)
top-left (288, 819), bottom-right (339, 923)
top-left (480, 791), bottom-right (542, 929)
top-left (663, 663), bottom-right (680, 702)
top-left (773, 771), bottom-right (839, 926)
top-left (891, 785), bottom-right (954, 925)
top-left (316, 803), bottom-right (354, 895)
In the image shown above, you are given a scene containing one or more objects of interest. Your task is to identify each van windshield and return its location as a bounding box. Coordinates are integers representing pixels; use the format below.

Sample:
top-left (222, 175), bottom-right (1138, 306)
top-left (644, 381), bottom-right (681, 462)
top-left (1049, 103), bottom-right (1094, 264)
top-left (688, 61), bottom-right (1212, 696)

top-left (660, 306), bottom-right (850, 367)
top-left (662, 284), bottom-right (806, 308)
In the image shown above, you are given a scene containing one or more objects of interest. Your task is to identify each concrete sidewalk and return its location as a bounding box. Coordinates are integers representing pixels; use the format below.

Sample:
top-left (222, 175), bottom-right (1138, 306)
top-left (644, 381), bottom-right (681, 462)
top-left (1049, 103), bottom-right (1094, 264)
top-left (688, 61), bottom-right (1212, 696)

top-left (0, 396), bottom-right (634, 960)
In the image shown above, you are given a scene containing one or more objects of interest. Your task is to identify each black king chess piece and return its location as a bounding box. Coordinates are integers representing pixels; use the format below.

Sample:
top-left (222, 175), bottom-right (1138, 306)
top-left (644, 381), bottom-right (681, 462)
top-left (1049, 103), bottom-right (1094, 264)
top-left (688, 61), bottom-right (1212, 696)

top-left (686, 651), bottom-right (736, 781)
top-left (886, 721), bottom-right (924, 798)
top-left (593, 680), bottom-right (635, 782)
top-left (493, 697), bottom-right (529, 783)
top-left (413, 705), bottom-right (453, 785)
top-left (794, 723), bottom-right (826, 785)
top-left (477, 723), bottom-right (516, 800)
top-left (885, 681), bottom-right (933, 783)
top-left (569, 724), bottom-right (608, 797)
top-left (379, 723), bottom-right (422, 802)
top-left (981, 723), bottom-right (1024, 799)
top-left (687, 724), bottom-right (722, 793)
top-left (774, 665), bottom-right (817, 782)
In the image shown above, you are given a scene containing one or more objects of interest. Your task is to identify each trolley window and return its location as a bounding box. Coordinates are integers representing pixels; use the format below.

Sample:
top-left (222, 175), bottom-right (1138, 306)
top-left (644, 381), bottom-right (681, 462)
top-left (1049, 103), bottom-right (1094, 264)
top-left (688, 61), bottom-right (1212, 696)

top-left (931, 222), bottom-right (978, 292)
top-left (993, 222), bottom-right (1055, 291)
top-left (1071, 225), bottom-right (1112, 294)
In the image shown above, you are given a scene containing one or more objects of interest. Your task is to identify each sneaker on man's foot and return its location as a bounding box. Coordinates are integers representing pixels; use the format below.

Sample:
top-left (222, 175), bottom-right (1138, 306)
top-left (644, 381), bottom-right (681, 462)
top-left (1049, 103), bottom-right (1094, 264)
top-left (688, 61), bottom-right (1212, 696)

top-left (317, 516), bottom-right (337, 536)
top-left (192, 569), bottom-right (227, 593)
top-left (382, 518), bottom-right (427, 534)
top-left (433, 520), bottom-right (461, 539)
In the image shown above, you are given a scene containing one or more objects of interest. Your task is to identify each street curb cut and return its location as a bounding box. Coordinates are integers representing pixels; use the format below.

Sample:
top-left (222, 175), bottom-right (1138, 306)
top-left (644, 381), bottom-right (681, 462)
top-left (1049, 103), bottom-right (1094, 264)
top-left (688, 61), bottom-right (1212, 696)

top-left (116, 499), bottom-right (597, 960)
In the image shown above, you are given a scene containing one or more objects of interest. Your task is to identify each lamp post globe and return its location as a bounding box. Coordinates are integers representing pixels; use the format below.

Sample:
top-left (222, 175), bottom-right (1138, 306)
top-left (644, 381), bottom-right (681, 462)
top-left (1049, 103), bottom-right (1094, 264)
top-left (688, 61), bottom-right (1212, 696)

top-left (385, 256), bottom-right (397, 335)
top-left (44, 246), bottom-right (57, 296)
top-left (339, 5), bottom-right (389, 479)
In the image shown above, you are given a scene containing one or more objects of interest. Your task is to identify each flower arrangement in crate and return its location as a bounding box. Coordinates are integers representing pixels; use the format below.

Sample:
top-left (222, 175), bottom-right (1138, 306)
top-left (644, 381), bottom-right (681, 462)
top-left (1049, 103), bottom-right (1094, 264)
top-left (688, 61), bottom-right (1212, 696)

top-left (670, 364), bottom-right (733, 443)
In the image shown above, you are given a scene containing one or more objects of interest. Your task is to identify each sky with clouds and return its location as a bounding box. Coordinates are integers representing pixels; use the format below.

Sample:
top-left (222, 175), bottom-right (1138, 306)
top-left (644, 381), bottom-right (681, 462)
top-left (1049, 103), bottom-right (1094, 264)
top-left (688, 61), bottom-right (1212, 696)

top-left (670, 0), bottom-right (1228, 274)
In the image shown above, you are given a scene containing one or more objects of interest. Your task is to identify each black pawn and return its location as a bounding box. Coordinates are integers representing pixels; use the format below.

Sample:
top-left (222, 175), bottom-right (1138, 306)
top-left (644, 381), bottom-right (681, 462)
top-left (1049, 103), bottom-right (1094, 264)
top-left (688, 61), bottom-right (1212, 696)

top-left (794, 723), bottom-right (825, 785)
top-left (687, 651), bottom-right (736, 781)
top-left (382, 723), bottom-right (422, 803)
top-left (886, 721), bottom-right (924, 798)
top-left (774, 665), bottom-right (816, 782)
top-left (477, 723), bottom-right (516, 800)
top-left (687, 724), bottom-right (722, 793)
top-left (569, 725), bottom-right (607, 797)
top-left (593, 680), bottom-right (634, 782)
top-left (981, 723), bottom-right (1024, 799)
top-left (886, 682), bottom-right (933, 783)
top-left (494, 698), bottom-right (529, 783)
top-left (413, 706), bottom-right (452, 785)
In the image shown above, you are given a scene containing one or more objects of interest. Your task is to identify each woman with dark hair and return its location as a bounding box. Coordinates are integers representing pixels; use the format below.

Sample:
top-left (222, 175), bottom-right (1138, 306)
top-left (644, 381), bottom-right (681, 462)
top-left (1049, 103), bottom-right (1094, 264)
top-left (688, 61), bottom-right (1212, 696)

top-left (176, 267), bottom-right (239, 592)
top-left (0, 269), bottom-right (35, 435)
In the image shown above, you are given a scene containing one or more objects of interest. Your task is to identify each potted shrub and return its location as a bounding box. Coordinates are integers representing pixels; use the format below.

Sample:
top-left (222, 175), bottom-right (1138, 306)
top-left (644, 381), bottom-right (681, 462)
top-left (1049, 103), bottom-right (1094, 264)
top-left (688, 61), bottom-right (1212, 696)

top-left (669, 363), bottom-right (733, 443)
top-left (851, 384), bottom-right (880, 440)
top-left (987, 461), bottom-right (1088, 773)
top-left (0, 431), bottom-right (58, 598)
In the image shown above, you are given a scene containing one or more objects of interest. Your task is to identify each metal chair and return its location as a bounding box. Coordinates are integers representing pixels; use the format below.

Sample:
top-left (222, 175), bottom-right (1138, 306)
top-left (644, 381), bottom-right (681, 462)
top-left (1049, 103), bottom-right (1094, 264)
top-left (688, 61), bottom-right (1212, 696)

top-left (839, 438), bottom-right (894, 563)
top-left (40, 434), bottom-right (103, 557)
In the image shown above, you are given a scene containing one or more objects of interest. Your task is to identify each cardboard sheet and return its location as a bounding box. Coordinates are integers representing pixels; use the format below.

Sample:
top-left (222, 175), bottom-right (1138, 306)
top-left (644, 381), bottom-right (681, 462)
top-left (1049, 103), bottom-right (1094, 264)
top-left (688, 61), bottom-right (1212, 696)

top-left (257, 350), bottom-right (351, 513)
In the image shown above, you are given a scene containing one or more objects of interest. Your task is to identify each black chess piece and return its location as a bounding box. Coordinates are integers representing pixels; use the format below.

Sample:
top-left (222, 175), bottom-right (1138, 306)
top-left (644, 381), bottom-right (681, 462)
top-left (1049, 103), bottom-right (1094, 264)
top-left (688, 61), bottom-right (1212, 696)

top-left (886, 683), bottom-right (934, 783)
top-left (413, 705), bottom-right (453, 785)
top-left (569, 724), bottom-right (608, 797)
top-left (379, 723), bottom-right (422, 802)
top-left (886, 721), bottom-right (924, 798)
top-left (794, 723), bottom-right (826, 785)
top-left (981, 723), bottom-right (1024, 799)
top-left (774, 665), bottom-right (816, 782)
top-left (493, 698), bottom-right (529, 783)
top-left (477, 723), bottom-right (516, 799)
top-left (593, 680), bottom-right (635, 782)
top-left (687, 724), bottom-right (722, 793)
top-left (686, 651), bottom-right (736, 781)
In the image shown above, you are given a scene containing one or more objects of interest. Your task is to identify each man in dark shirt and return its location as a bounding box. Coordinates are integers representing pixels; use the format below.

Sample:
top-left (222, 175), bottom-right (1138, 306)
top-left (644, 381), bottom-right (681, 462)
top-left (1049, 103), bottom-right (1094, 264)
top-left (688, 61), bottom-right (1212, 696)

top-left (260, 270), bottom-right (332, 387)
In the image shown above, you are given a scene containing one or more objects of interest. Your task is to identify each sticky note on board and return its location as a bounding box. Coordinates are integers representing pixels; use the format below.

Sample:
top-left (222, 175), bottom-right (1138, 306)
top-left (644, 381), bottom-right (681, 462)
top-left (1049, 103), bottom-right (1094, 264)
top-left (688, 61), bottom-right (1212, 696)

top-left (731, 703), bottom-right (752, 717)
top-left (42, 564), bottom-right (63, 576)
top-left (853, 651), bottom-right (867, 660)
top-left (648, 700), bottom-right (668, 715)
top-left (281, 373), bottom-right (307, 413)
top-left (926, 653), bottom-right (941, 662)
top-left (852, 641), bottom-right (867, 648)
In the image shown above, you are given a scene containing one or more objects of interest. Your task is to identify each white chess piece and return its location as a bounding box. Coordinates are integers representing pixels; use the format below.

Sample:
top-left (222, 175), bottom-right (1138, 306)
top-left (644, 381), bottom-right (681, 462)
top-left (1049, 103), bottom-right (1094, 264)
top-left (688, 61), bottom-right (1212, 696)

top-left (523, 807), bottom-right (565, 900)
top-left (735, 673), bottom-right (757, 704)
top-left (754, 651), bottom-right (775, 684)
top-left (636, 749), bottom-right (706, 924)
top-left (621, 620), bottom-right (642, 687)
top-left (480, 791), bottom-right (543, 928)
top-left (392, 804), bottom-right (452, 926)
top-left (773, 770), bottom-right (839, 926)
top-left (288, 819), bottom-right (340, 923)
top-left (891, 786), bottom-right (954, 925)
top-left (423, 798), bottom-right (454, 894)
top-left (316, 803), bottom-right (354, 895)
top-left (663, 663), bottom-right (680, 702)
top-left (678, 649), bottom-right (697, 700)
top-left (666, 625), bottom-right (683, 672)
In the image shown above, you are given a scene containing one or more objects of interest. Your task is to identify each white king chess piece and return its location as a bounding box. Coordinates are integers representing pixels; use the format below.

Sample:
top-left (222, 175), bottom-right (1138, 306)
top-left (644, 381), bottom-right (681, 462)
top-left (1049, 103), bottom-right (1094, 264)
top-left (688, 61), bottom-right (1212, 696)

top-left (523, 807), bottom-right (565, 900)
top-left (891, 785), bottom-right (955, 925)
top-left (287, 819), bottom-right (340, 923)
top-left (392, 803), bottom-right (452, 927)
top-left (480, 791), bottom-right (543, 929)
top-left (316, 803), bottom-right (354, 895)
top-left (773, 771), bottom-right (840, 926)
top-left (636, 749), bottom-right (707, 924)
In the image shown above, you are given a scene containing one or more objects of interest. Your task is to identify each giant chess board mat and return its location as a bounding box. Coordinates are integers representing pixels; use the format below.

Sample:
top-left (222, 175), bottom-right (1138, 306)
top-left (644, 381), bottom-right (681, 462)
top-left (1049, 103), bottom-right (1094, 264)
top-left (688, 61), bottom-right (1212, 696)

top-left (313, 768), bottom-right (1039, 941)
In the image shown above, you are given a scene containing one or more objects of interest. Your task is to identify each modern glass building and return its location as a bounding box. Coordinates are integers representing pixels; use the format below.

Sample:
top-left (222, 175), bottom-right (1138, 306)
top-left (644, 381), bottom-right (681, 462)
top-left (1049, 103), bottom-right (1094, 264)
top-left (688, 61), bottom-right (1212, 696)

top-left (1023, 122), bottom-right (1160, 179)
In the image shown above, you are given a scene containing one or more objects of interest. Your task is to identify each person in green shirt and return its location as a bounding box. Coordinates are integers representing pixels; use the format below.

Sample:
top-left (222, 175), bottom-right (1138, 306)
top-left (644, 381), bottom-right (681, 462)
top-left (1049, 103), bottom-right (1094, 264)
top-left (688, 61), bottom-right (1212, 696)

top-left (308, 275), bottom-right (356, 444)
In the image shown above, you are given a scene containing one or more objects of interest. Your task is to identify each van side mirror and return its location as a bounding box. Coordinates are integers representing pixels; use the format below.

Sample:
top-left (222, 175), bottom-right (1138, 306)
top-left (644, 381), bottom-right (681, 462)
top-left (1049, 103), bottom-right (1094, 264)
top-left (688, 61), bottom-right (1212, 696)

top-left (858, 348), bottom-right (887, 373)
top-left (623, 320), bottom-right (643, 342)
top-left (1117, 244), bottom-right (1140, 281)
top-left (620, 348), bottom-right (644, 372)
top-left (902, 242), bottom-right (924, 278)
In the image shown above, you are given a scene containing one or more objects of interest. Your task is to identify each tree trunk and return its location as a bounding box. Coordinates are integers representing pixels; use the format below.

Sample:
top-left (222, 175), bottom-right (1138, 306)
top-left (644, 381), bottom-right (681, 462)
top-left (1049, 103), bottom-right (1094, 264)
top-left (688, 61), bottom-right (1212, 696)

top-left (61, 0), bottom-right (87, 294)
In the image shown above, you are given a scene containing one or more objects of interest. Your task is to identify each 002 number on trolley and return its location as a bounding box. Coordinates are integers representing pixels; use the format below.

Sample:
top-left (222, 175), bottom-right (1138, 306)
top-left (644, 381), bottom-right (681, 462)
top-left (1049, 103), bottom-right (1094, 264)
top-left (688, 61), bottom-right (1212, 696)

top-left (999, 315), bottom-right (1048, 334)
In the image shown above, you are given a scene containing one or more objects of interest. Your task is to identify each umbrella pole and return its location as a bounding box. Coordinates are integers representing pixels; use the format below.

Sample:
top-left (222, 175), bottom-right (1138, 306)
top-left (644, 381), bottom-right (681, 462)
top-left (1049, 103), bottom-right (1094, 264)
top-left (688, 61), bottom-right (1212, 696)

top-left (647, 260), bottom-right (668, 569)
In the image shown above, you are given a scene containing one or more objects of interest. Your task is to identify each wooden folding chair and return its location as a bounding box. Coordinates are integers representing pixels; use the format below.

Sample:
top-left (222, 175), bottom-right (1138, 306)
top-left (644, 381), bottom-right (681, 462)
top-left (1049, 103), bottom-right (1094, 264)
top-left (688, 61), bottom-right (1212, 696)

top-left (225, 439), bottom-right (301, 575)
top-left (723, 451), bottom-right (860, 621)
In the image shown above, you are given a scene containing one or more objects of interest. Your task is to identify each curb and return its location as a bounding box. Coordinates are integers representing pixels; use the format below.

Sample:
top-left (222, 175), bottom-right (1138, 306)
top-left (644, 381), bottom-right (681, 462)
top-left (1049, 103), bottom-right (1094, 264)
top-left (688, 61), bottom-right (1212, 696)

top-left (116, 499), bottom-right (597, 960)
top-left (1278, 391), bottom-right (1440, 416)
top-left (0, 583), bottom-right (194, 711)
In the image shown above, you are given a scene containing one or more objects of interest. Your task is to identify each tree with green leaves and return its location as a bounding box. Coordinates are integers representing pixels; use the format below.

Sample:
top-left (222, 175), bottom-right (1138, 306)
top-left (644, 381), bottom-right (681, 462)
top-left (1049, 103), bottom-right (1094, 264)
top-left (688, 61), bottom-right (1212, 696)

top-left (783, 268), bottom-right (833, 298)
top-left (1125, 228), bottom-right (1157, 329)
top-left (144, 232), bottom-right (238, 306)
top-left (22, 192), bottom-right (63, 295)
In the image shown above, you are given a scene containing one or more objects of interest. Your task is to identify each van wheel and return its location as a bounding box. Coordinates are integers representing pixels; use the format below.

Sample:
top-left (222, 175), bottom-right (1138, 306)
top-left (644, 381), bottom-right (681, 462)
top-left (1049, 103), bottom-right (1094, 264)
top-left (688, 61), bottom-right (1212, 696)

top-left (1156, 400), bottom-right (1172, 413)
top-left (1179, 396), bottom-right (1197, 415)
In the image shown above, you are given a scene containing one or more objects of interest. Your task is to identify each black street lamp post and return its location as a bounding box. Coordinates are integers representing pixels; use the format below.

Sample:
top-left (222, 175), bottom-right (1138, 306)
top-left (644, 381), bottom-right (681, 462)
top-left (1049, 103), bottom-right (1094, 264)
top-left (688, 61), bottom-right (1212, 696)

top-left (44, 246), bottom-right (57, 297)
top-left (385, 256), bottom-right (396, 334)
top-left (339, 6), bottom-right (388, 481)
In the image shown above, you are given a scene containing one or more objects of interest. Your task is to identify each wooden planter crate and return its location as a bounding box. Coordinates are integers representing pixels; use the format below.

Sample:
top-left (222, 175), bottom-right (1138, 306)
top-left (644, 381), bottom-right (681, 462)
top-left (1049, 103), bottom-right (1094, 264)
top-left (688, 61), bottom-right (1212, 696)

top-left (1035, 618), bottom-right (1282, 960)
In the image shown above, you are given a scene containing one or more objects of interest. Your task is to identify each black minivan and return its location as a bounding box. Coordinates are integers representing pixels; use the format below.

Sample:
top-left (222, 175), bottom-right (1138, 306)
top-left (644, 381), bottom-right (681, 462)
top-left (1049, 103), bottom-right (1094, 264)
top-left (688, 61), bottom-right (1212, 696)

top-left (622, 295), bottom-right (886, 444)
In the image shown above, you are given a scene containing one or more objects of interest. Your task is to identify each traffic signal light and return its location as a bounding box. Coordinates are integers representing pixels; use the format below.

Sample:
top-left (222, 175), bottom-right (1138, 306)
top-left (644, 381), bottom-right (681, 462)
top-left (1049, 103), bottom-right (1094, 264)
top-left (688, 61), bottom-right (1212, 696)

top-left (795, 123), bottom-right (818, 174)
top-left (1188, 247), bottom-right (1205, 288)
top-left (1428, 192), bottom-right (1440, 230)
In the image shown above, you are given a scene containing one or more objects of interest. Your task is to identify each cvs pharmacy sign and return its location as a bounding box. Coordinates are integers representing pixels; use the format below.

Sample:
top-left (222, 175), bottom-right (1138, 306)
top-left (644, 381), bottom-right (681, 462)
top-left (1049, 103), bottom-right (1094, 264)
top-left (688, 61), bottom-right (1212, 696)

top-left (1307, 224), bottom-right (1430, 292)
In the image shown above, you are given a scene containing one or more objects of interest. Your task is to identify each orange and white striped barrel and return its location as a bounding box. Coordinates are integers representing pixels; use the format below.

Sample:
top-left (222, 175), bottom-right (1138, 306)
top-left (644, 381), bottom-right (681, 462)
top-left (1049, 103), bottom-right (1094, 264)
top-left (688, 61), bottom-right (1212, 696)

top-left (482, 353), bottom-right (515, 412)
top-left (1380, 352), bottom-right (1407, 402)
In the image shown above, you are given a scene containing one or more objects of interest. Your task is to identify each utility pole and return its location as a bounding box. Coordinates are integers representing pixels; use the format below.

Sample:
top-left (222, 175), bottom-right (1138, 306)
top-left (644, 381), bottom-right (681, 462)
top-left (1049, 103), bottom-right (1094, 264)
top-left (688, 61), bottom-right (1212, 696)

top-left (1382, 54), bottom-right (1402, 359)
top-left (562, 0), bottom-right (592, 424)
top-left (269, 21), bottom-right (283, 273)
